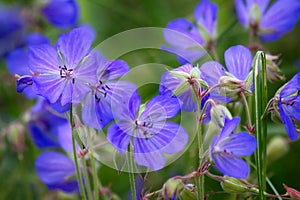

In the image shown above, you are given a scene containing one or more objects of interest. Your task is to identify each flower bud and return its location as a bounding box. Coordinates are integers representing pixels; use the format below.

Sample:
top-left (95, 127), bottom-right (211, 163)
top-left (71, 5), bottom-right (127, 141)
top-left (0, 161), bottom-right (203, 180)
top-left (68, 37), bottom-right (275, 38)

top-left (267, 136), bottom-right (289, 164)
top-left (190, 67), bottom-right (201, 79)
top-left (283, 184), bottom-right (300, 200)
top-left (219, 76), bottom-right (245, 99)
top-left (178, 184), bottom-right (197, 200)
top-left (210, 104), bottom-right (232, 127)
top-left (162, 178), bottom-right (184, 199)
top-left (266, 54), bottom-right (285, 83)
top-left (221, 177), bottom-right (259, 194)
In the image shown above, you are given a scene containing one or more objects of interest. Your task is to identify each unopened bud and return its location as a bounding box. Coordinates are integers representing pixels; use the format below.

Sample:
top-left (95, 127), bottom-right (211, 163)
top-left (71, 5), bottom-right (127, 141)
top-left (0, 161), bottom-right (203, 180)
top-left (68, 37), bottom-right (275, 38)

top-left (219, 76), bottom-right (245, 99)
top-left (283, 184), bottom-right (300, 200)
top-left (178, 184), bottom-right (197, 200)
top-left (266, 54), bottom-right (285, 82)
top-left (221, 177), bottom-right (259, 194)
top-left (210, 105), bottom-right (232, 127)
top-left (267, 136), bottom-right (289, 164)
top-left (162, 178), bottom-right (184, 199)
top-left (190, 67), bottom-right (201, 79)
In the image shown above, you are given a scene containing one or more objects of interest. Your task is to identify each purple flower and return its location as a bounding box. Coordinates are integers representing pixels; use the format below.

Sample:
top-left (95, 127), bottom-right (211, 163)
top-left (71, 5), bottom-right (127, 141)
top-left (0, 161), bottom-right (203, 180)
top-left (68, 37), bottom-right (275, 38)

top-left (28, 99), bottom-right (72, 152)
top-left (278, 72), bottom-right (300, 140)
top-left (210, 117), bottom-right (257, 178)
top-left (200, 45), bottom-right (252, 99)
top-left (107, 94), bottom-right (188, 171)
top-left (82, 53), bottom-right (137, 130)
top-left (35, 151), bottom-right (78, 193)
top-left (28, 26), bottom-right (98, 106)
top-left (6, 33), bottom-right (50, 98)
top-left (163, 0), bottom-right (218, 63)
top-left (235, 0), bottom-right (300, 41)
top-left (41, 0), bottom-right (79, 29)
top-left (0, 4), bottom-right (24, 57)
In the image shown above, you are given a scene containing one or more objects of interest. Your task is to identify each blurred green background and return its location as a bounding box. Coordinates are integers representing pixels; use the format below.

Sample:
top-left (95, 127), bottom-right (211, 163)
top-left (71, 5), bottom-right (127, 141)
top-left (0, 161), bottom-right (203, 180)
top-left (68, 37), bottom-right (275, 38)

top-left (1, 0), bottom-right (300, 199)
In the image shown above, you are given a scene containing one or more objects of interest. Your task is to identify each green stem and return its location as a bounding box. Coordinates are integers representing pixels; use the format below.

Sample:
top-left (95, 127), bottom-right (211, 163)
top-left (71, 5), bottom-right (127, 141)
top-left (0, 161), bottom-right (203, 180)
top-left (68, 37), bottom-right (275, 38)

top-left (128, 144), bottom-right (137, 200)
top-left (81, 157), bottom-right (93, 200)
top-left (196, 98), bottom-right (205, 200)
top-left (89, 134), bottom-right (100, 200)
top-left (70, 104), bottom-right (87, 200)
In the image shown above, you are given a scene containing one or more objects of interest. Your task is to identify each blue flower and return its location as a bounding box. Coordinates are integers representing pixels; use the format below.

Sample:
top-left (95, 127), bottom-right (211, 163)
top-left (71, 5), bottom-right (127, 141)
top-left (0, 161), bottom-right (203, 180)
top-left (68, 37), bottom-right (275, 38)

top-left (28, 26), bottom-right (98, 106)
top-left (200, 45), bottom-right (252, 99)
top-left (35, 151), bottom-right (78, 193)
top-left (0, 4), bottom-right (25, 57)
top-left (107, 94), bottom-right (188, 171)
top-left (41, 0), bottom-right (79, 29)
top-left (163, 0), bottom-right (218, 64)
top-left (28, 99), bottom-right (72, 152)
top-left (210, 117), bottom-right (257, 178)
top-left (6, 33), bottom-right (50, 98)
top-left (82, 53), bottom-right (137, 130)
top-left (278, 72), bottom-right (300, 140)
top-left (235, 0), bottom-right (300, 41)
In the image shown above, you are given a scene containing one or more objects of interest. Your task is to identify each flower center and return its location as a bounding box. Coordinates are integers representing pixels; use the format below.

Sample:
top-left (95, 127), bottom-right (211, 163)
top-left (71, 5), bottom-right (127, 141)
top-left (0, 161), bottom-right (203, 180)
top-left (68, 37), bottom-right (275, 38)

top-left (95, 80), bottom-right (111, 102)
top-left (59, 65), bottom-right (75, 83)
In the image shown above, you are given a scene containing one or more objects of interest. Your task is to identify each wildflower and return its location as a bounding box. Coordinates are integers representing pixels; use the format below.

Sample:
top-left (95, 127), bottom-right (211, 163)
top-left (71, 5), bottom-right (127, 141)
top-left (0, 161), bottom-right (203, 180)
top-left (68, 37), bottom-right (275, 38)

top-left (28, 26), bottom-right (98, 106)
top-left (276, 73), bottom-right (300, 140)
top-left (107, 94), bottom-right (188, 171)
top-left (41, 0), bottom-right (79, 29)
top-left (0, 4), bottom-right (24, 57)
top-left (235, 0), bottom-right (300, 41)
top-left (6, 33), bottom-right (50, 98)
top-left (28, 99), bottom-right (72, 152)
top-left (210, 117), bottom-right (257, 178)
top-left (200, 45), bottom-right (253, 100)
top-left (82, 53), bottom-right (137, 130)
top-left (35, 151), bottom-right (78, 193)
top-left (159, 64), bottom-right (207, 112)
top-left (163, 0), bottom-right (218, 63)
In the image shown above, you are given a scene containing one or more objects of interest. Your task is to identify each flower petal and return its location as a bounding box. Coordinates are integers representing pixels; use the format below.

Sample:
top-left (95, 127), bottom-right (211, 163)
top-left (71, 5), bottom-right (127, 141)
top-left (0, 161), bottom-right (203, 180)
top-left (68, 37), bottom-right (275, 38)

top-left (107, 123), bottom-right (131, 155)
top-left (35, 151), bottom-right (75, 184)
top-left (212, 152), bottom-right (250, 178)
top-left (47, 180), bottom-right (78, 193)
top-left (219, 132), bottom-right (257, 156)
top-left (140, 95), bottom-right (180, 122)
top-left (224, 45), bottom-right (252, 81)
top-left (218, 117), bottom-right (240, 140)
top-left (57, 26), bottom-right (94, 69)
top-left (164, 18), bottom-right (204, 48)
top-left (133, 138), bottom-right (166, 171)
top-left (194, 0), bottom-right (218, 36)
top-left (97, 59), bottom-right (130, 81)
top-left (234, 0), bottom-right (248, 27)
top-left (28, 44), bottom-right (59, 74)
top-left (42, 0), bottom-right (79, 29)
top-left (279, 103), bottom-right (298, 140)
top-left (280, 72), bottom-right (300, 98)
top-left (6, 48), bottom-right (30, 75)
top-left (26, 33), bottom-right (50, 46)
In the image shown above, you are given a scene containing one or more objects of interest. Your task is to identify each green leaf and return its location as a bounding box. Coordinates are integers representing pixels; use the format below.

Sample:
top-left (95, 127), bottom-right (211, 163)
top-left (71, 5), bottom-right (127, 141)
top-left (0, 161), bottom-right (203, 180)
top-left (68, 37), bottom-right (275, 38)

top-left (253, 51), bottom-right (268, 200)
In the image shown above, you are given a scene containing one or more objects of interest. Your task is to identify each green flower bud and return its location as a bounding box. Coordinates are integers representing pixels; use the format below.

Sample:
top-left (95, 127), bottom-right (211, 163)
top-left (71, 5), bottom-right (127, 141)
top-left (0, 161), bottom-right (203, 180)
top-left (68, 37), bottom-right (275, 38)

top-left (283, 184), bottom-right (300, 200)
top-left (221, 177), bottom-right (259, 194)
top-left (190, 67), bottom-right (201, 79)
top-left (267, 136), bottom-right (289, 164)
top-left (219, 76), bottom-right (245, 99)
top-left (178, 184), bottom-right (197, 200)
top-left (249, 3), bottom-right (261, 25)
top-left (210, 105), bottom-right (232, 127)
top-left (162, 178), bottom-right (184, 199)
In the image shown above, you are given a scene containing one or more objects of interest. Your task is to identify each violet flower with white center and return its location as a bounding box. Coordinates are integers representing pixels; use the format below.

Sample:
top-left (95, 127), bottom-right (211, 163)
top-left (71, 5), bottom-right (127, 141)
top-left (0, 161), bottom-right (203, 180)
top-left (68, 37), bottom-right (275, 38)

top-left (163, 0), bottom-right (218, 64)
top-left (235, 0), bottom-right (300, 41)
top-left (107, 94), bottom-right (188, 171)
top-left (82, 53), bottom-right (137, 130)
top-left (28, 26), bottom-right (98, 106)
top-left (274, 72), bottom-right (300, 140)
top-left (210, 117), bottom-right (257, 178)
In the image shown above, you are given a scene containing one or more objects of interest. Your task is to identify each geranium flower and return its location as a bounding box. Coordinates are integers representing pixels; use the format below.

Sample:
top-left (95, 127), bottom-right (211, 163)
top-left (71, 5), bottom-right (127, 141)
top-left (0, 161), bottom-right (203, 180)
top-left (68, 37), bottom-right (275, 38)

top-left (163, 0), bottom-right (218, 63)
top-left (210, 117), bottom-right (257, 178)
top-left (82, 53), bottom-right (137, 130)
top-left (277, 72), bottom-right (300, 140)
top-left (35, 151), bottom-right (78, 193)
top-left (41, 0), bottom-right (79, 29)
top-left (28, 26), bottom-right (98, 106)
top-left (235, 0), bottom-right (300, 41)
top-left (200, 45), bottom-right (253, 100)
top-left (107, 94), bottom-right (188, 171)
